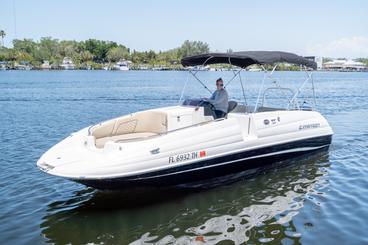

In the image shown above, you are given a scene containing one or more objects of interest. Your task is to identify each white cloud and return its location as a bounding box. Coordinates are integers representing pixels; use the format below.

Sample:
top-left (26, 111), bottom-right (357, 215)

top-left (305, 36), bottom-right (368, 58)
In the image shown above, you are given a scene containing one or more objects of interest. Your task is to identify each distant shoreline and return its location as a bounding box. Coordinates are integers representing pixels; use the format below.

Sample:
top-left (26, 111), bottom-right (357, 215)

top-left (1, 37), bottom-right (367, 72)
top-left (1, 68), bottom-right (367, 72)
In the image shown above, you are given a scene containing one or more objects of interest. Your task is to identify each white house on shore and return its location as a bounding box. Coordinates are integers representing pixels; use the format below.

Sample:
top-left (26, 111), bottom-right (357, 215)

top-left (323, 59), bottom-right (367, 71)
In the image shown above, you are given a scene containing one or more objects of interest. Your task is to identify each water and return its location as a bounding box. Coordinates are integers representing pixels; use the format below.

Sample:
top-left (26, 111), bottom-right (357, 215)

top-left (0, 70), bottom-right (367, 245)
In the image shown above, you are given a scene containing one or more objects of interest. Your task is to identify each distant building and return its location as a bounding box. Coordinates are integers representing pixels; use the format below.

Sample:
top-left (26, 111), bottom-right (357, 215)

top-left (323, 59), bottom-right (367, 71)
top-left (60, 57), bottom-right (75, 70)
top-left (304, 56), bottom-right (323, 70)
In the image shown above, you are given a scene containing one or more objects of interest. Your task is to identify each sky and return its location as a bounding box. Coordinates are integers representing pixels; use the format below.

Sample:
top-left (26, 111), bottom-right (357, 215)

top-left (1, 0), bottom-right (368, 58)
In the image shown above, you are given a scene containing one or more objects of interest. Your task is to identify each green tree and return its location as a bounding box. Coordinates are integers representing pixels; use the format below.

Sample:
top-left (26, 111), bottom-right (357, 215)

top-left (147, 50), bottom-right (156, 61)
top-left (156, 48), bottom-right (180, 65)
top-left (13, 39), bottom-right (37, 54)
top-left (39, 37), bottom-right (60, 60)
top-left (131, 50), bottom-right (146, 63)
top-left (80, 50), bottom-right (94, 63)
top-left (15, 50), bottom-right (33, 62)
top-left (107, 47), bottom-right (129, 62)
top-left (12, 39), bottom-right (38, 63)
top-left (322, 57), bottom-right (332, 63)
top-left (1, 36), bottom-right (216, 68)
top-left (177, 40), bottom-right (210, 58)
top-left (0, 47), bottom-right (8, 61)
top-left (3, 48), bottom-right (17, 61)
top-left (82, 39), bottom-right (119, 62)
top-left (356, 58), bottom-right (368, 67)
top-left (0, 30), bottom-right (5, 47)
top-left (59, 40), bottom-right (79, 57)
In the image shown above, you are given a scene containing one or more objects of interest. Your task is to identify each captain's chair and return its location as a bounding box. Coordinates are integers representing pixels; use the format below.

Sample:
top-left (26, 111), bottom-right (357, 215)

top-left (222, 101), bottom-right (238, 118)
top-left (227, 101), bottom-right (238, 113)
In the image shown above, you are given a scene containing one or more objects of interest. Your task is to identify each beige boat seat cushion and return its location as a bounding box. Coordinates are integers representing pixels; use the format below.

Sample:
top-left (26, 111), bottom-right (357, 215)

top-left (132, 111), bottom-right (167, 134)
top-left (91, 111), bottom-right (167, 140)
top-left (95, 132), bottom-right (157, 148)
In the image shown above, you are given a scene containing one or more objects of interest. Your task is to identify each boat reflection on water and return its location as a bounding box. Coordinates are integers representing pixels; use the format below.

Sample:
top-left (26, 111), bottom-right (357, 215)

top-left (40, 149), bottom-right (331, 244)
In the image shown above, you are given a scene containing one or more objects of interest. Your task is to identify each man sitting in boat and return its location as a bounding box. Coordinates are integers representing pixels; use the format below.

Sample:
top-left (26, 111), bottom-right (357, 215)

top-left (205, 78), bottom-right (229, 119)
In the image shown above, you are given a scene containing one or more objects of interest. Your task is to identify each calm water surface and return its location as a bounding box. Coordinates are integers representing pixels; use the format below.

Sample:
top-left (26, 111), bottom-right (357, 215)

top-left (0, 71), bottom-right (367, 244)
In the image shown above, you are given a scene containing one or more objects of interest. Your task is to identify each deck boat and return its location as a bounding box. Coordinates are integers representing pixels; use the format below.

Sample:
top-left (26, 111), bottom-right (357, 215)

top-left (37, 51), bottom-right (333, 189)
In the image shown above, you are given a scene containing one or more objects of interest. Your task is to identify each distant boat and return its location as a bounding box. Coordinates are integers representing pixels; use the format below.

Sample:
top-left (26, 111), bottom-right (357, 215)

top-left (15, 61), bottom-right (32, 70)
top-left (41, 60), bottom-right (51, 70)
top-left (113, 59), bottom-right (131, 71)
top-left (138, 65), bottom-right (149, 70)
top-left (82, 64), bottom-right (92, 70)
top-left (60, 57), bottom-right (75, 70)
top-left (0, 61), bottom-right (7, 71)
top-left (248, 68), bottom-right (262, 72)
top-left (152, 66), bottom-right (170, 71)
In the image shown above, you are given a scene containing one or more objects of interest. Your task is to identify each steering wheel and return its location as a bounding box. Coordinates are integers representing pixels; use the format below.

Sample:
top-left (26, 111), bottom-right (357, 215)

top-left (197, 99), bottom-right (217, 118)
top-left (198, 99), bottom-right (215, 111)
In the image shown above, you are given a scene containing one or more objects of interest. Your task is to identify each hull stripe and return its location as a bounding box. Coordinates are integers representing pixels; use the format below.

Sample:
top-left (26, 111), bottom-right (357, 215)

top-left (136, 145), bottom-right (329, 180)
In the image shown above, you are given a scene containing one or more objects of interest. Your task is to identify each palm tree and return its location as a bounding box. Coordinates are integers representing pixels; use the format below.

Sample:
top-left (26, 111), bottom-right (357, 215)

top-left (0, 30), bottom-right (5, 47)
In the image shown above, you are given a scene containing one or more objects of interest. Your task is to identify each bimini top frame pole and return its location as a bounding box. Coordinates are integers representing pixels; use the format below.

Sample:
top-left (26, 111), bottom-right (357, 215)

top-left (178, 72), bottom-right (190, 104)
top-left (254, 64), bottom-right (277, 113)
top-left (184, 56), bottom-right (248, 109)
top-left (286, 68), bottom-right (315, 110)
top-left (188, 69), bottom-right (212, 94)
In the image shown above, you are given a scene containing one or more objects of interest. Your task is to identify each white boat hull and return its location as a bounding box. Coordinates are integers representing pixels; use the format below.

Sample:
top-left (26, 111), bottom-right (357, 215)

top-left (37, 106), bottom-right (333, 189)
top-left (113, 66), bottom-right (129, 71)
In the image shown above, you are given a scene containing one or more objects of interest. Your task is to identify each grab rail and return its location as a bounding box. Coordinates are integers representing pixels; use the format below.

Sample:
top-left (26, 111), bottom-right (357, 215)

top-left (261, 87), bottom-right (296, 109)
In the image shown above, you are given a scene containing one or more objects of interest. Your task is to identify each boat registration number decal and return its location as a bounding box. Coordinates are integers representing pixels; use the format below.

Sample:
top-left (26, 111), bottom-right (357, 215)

top-left (169, 150), bottom-right (206, 163)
